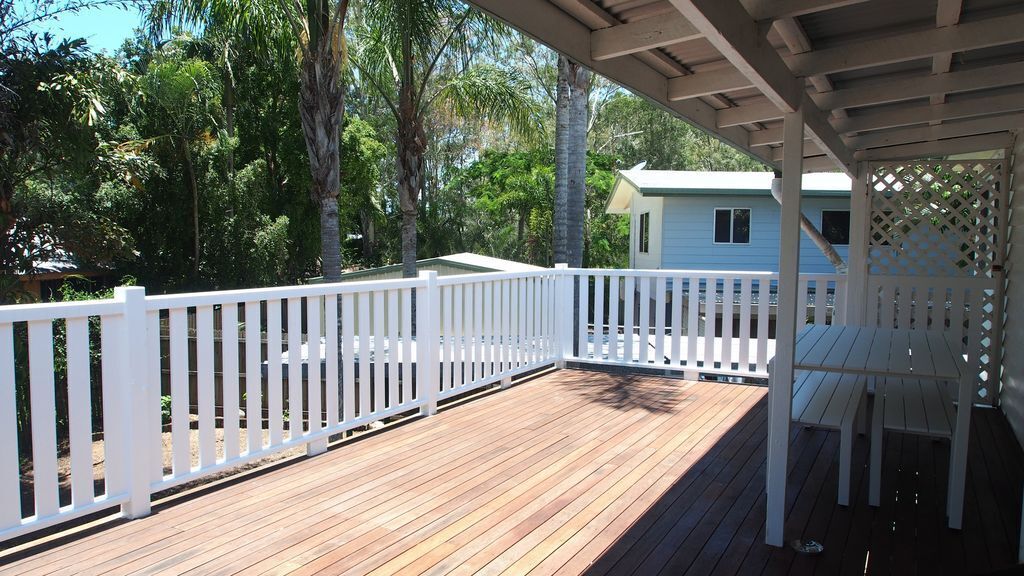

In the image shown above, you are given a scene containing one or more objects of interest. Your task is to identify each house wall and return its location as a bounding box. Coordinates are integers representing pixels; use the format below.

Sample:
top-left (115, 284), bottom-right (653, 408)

top-left (629, 191), bottom-right (664, 269)
top-left (656, 195), bottom-right (851, 273)
top-left (1001, 132), bottom-right (1024, 446)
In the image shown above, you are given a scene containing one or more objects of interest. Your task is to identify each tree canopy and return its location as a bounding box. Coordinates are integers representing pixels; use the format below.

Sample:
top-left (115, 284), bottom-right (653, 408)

top-left (2, 0), bottom-right (768, 301)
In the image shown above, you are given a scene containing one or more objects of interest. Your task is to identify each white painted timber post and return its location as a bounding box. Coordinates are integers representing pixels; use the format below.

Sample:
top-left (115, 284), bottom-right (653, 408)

top-left (555, 264), bottom-right (572, 368)
top-left (766, 108), bottom-right (804, 547)
top-left (845, 163), bottom-right (870, 325)
top-left (418, 271), bottom-right (439, 416)
top-left (115, 286), bottom-right (152, 519)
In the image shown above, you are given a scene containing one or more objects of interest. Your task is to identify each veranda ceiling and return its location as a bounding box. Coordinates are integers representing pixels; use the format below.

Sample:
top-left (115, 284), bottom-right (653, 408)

top-left (467, 0), bottom-right (1024, 175)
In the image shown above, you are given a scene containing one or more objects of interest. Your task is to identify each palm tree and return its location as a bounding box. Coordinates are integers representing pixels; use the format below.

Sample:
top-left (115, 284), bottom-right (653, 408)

top-left (554, 54), bottom-right (589, 268)
top-left (351, 0), bottom-right (537, 278)
top-left (147, 0), bottom-right (351, 282)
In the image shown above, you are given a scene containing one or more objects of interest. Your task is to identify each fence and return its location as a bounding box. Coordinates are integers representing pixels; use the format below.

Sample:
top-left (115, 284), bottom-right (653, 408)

top-left (565, 270), bottom-right (846, 379)
top-left (1, 266), bottom-right (996, 542)
top-left (0, 269), bottom-right (561, 542)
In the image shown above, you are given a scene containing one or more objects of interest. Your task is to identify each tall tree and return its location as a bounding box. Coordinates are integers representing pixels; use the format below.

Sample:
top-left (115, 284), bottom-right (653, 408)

top-left (554, 55), bottom-right (589, 268)
top-left (351, 0), bottom-right (536, 278)
top-left (147, 0), bottom-right (350, 282)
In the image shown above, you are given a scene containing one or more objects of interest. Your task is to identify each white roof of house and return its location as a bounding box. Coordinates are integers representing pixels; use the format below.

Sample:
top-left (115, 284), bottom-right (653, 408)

top-left (439, 252), bottom-right (543, 272)
top-left (606, 170), bottom-right (852, 214)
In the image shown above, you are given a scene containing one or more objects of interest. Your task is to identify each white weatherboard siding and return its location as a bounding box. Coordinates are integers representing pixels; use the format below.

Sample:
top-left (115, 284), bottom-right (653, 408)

top-left (1002, 132), bottom-right (1024, 446)
top-left (630, 193), bottom-right (663, 269)
top-left (660, 196), bottom-right (850, 273)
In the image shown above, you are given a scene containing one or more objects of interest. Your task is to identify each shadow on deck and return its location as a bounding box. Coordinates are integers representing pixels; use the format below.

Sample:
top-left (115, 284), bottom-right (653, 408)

top-left (0, 369), bottom-right (1021, 575)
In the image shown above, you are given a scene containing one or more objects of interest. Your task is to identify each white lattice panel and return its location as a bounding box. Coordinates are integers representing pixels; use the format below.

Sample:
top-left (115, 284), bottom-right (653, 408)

top-left (868, 161), bottom-right (1004, 277)
top-left (867, 161), bottom-right (1006, 404)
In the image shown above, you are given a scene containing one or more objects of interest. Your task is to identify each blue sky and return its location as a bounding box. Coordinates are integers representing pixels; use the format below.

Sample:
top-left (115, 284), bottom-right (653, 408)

top-left (33, 3), bottom-right (145, 54)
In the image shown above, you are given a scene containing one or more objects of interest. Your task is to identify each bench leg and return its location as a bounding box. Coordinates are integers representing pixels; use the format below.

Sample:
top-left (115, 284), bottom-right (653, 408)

top-left (869, 381), bottom-right (884, 507)
top-left (839, 418), bottom-right (853, 506)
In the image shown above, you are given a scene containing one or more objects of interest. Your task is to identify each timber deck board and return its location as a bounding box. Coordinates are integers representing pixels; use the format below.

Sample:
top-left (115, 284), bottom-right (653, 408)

top-left (1, 369), bottom-right (1021, 575)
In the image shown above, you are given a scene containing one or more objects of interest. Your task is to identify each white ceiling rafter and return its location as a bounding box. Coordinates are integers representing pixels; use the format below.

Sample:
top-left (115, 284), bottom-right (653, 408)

top-left (833, 89), bottom-right (1024, 134)
top-left (669, 0), bottom-right (853, 173)
top-left (591, 12), bottom-right (701, 61)
top-left (810, 61), bottom-right (1024, 111)
top-left (929, 0), bottom-right (964, 118)
top-left (853, 133), bottom-right (1014, 161)
top-left (845, 113), bottom-right (1024, 150)
top-left (787, 12), bottom-right (1024, 77)
top-left (588, 0), bottom-right (872, 64)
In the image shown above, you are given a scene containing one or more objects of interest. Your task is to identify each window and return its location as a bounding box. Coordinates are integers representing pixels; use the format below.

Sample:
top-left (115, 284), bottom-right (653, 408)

top-left (821, 210), bottom-right (851, 246)
top-left (713, 208), bottom-right (751, 244)
top-left (638, 212), bottom-right (650, 253)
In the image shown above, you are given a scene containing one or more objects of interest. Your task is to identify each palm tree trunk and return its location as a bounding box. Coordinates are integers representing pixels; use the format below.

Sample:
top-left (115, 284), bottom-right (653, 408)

top-left (396, 25), bottom-right (425, 280)
top-left (182, 141), bottom-right (200, 282)
top-left (297, 35), bottom-right (345, 282)
top-left (567, 62), bottom-right (589, 269)
top-left (554, 55), bottom-right (571, 265)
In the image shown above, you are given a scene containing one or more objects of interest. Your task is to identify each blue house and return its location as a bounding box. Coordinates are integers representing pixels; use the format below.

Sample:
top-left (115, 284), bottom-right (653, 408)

top-left (605, 170), bottom-right (852, 273)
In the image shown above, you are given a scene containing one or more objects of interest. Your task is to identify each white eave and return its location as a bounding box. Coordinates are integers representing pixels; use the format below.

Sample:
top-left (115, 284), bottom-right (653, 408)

top-left (466, 0), bottom-right (1024, 174)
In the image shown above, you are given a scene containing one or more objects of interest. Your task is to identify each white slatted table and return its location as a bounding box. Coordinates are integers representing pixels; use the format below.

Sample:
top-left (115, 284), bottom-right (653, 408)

top-left (782, 324), bottom-right (971, 529)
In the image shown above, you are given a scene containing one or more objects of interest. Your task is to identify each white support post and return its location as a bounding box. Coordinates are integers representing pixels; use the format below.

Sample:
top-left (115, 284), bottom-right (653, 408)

top-left (845, 163), bottom-right (870, 325)
top-left (555, 264), bottom-right (572, 368)
top-left (418, 271), bottom-right (440, 416)
top-left (115, 286), bottom-right (152, 519)
top-left (766, 108), bottom-right (804, 547)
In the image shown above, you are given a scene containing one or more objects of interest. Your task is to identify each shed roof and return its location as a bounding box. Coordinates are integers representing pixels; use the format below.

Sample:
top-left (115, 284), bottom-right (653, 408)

top-left (606, 170), bottom-right (852, 213)
top-left (310, 253), bottom-right (542, 283)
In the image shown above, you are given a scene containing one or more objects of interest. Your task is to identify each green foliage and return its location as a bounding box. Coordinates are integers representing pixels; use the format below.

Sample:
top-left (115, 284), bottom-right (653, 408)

top-left (5, 6), bottom-right (776, 301)
top-left (591, 93), bottom-right (768, 172)
top-left (450, 149), bottom-right (627, 268)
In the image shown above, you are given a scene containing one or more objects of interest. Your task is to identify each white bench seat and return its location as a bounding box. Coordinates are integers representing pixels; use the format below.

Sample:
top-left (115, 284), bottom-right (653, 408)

top-left (870, 377), bottom-right (957, 506)
top-left (791, 371), bottom-right (867, 506)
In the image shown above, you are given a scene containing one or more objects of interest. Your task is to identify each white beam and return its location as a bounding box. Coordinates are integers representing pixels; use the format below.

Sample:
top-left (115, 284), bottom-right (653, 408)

top-left (810, 61), bottom-right (1024, 111)
top-left (591, 12), bottom-right (701, 61)
top-left (766, 107), bottom-right (805, 548)
top-left (833, 90), bottom-right (1024, 134)
top-left (667, 67), bottom-right (753, 100)
top-left (929, 0), bottom-right (963, 111)
top-left (801, 155), bottom-right (840, 172)
top-left (787, 12), bottom-right (1024, 77)
top-left (750, 127), bottom-right (785, 146)
top-left (718, 100), bottom-right (783, 127)
top-left (845, 164), bottom-right (869, 324)
top-left (853, 133), bottom-right (1015, 161)
top-left (741, 0), bottom-right (868, 21)
top-left (846, 113), bottom-right (1024, 151)
top-left (770, 141), bottom-right (823, 161)
top-left (671, 0), bottom-right (802, 112)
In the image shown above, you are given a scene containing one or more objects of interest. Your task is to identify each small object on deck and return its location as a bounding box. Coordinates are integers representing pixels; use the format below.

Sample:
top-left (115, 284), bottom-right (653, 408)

top-left (790, 539), bottom-right (824, 555)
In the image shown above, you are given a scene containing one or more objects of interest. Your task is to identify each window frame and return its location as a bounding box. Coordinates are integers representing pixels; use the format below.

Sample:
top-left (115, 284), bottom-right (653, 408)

top-left (712, 207), bottom-right (752, 245)
top-left (820, 209), bottom-right (851, 246)
top-left (638, 211), bottom-right (650, 254)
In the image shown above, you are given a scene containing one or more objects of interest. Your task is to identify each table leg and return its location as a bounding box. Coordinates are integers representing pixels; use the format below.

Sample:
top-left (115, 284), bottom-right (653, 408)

top-left (869, 377), bottom-right (884, 507)
top-left (947, 374), bottom-right (972, 529)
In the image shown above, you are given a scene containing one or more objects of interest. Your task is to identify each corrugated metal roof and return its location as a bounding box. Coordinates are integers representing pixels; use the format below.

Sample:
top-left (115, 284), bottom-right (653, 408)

top-left (606, 170), bottom-right (851, 213)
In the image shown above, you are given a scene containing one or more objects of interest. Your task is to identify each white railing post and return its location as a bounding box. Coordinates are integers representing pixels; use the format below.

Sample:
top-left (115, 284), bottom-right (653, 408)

top-left (418, 271), bottom-right (440, 416)
top-left (554, 264), bottom-right (572, 367)
top-left (115, 286), bottom-right (152, 519)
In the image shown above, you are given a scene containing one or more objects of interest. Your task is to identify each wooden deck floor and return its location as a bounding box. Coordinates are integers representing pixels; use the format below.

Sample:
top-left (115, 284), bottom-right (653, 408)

top-left (2, 369), bottom-right (1022, 575)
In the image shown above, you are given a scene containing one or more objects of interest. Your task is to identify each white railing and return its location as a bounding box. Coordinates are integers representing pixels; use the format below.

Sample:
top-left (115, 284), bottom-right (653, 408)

top-left (0, 269), bottom-right (562, 542)
top-left (26, 266), bottom-right (1004, 544)
top-left (866, 274), bottom-right (1000, 404)
top-left (564, 269), bottom-right (847, 379)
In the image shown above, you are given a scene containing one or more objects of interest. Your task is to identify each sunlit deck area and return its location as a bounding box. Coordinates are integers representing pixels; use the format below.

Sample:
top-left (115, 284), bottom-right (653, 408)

top-left (1, 369), bottom-right (1019, 575)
